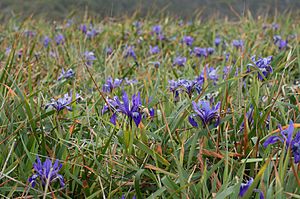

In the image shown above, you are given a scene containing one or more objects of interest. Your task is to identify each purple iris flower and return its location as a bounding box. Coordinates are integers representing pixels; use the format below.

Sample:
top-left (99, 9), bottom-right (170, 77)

top-left (169, 80), bottom-right (180, 98)
top-left (101, 97), bottom-right (118, 115)
top-left (149, 108), bottom-right (155, 118)
top-left (232, 40), bottom-right (243, 49)
top-left (225, 52), bottom-right (230, 61)
top-left (272, 23), bottom-right (279, 30)
top-left (291, 131), bottom-right (300, 163)
top-left (49, 51), bottom-right (58, 58)
top-left (151, 25), bottom-right (165, 40)
top-left (173, 56), bottom-right (187, 67)
top-left (277, 40), bottom-right (288, 50)
top-left (55, 34), bottom-right (64, 45)
top-left (149, 45), bottom-right (160, 54)
top-left (182, 36), bottom-right (194, 46)
top-left (80, 24), bottom-right (87, 33)
top-left (189, 100), bottom-right (220, 127)
top-left (45, 92), bottom-right (81, 112)
top-left (184, 80), bottom-right (202, 95)
top-left (28, 156), bottom-right (64, 188)
top-left (121, 195), bottom-right (136, 199)
top-left (65, 19), bottom-right (73, 28)
top-left (5, 47), bottom-right (11, 56)
top-left (106, 47), bottom-right (113, 55)
top-left (188, 116), bottom-right (199, 127)
top-left (133, 21), bottom-right (142, 29)
top-left (102, 77), bottom-right (123, 93)
top-left (247, 55), bottom-right (273, 81)
top-left (193, 47), bottom-right (208, 57)
top-left (197, 66), bottom-right (218, 83)
top-left (215, 36), bottom-right (222, 46)
top-left (263, 121), bottom-right (300, 163)
top-left (124, 46), bottom-right (137, 60)
top-left (239, 177), bottom-right (264, 199)
top-left (192, 47), bottom-right (214, 57)
top-left (169, 76), bottom-right (205, 100)
top-left (273, 35), bottom-right (288, 50)
top-left (124, 78), bottom-right (138, 85)
top-left (118, 91), bottom-right (142, 127)
top-left (43, 36), bottom-right (51, 48)
top-left (79, 24), bottom-right (99, 38)
top-left (157, 34), bottom-right (166, 41)
top-left (207, 47), bottom-right (215, 55)
top-left (86, 28), bottom-right (99, 39)
top-left (84, 51), bottom-right (96, 66)
top-left (103, 91), bottom-right (143, 127)
top-left (152, 25), bottom-right (162, 35)
top-left (169, 79), bottom-right (202, 98)
top-left (133, 21), bottom-right (142, 35)
top-left (263, 121), bottom-right (299, 148)
top-left (58, 68), bottom-right (75, 81)
top-left (223, 65), bottom-right (232, 79)
top-left (153, 61), bottom-right (160, 68)
top-left (265, 115), bottom-right (271, 130)
top-left (239, 178), bottom-right (253, 197)
top-left (273, 35), bottom-right (281, 43)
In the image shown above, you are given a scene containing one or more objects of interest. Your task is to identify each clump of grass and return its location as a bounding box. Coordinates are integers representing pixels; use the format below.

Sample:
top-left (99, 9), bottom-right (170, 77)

top-left (0, 11), bottom-right (299, 198)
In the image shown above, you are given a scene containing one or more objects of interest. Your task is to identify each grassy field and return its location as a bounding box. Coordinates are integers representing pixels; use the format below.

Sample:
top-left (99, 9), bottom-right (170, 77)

top-left (0, 12), bottom-right (299, 198)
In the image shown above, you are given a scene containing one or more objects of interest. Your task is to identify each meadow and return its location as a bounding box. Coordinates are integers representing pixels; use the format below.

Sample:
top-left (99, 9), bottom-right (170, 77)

top-left (0, 13), bottom-right (299, 198)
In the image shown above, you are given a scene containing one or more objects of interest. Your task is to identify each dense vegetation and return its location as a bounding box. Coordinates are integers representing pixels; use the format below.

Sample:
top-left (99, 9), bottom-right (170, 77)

top-left (0, 0), bottom-right (299, 20)
top-left (0, 12), bottom-right (299, 198)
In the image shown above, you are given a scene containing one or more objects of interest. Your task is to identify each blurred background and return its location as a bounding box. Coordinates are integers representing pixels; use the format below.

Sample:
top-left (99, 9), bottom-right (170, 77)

top-left (0, 0), bottom-right (299, 21)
